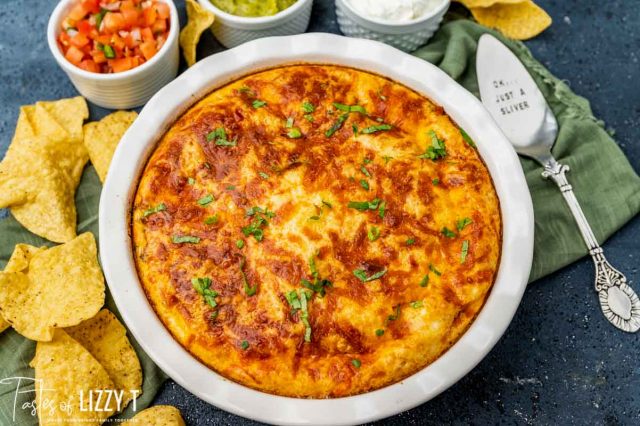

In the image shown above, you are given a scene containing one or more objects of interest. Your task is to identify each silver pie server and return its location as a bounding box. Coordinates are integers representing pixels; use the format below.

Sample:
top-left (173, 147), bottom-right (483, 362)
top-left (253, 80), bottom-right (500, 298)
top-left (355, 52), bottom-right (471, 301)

top-left (476, 33), bottom-right (640, 332)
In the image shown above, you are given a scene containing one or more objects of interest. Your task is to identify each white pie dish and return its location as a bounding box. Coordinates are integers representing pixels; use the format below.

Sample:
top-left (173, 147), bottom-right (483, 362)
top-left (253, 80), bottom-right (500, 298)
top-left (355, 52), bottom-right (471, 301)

top-left (100, 33), bottom-right (534, 426)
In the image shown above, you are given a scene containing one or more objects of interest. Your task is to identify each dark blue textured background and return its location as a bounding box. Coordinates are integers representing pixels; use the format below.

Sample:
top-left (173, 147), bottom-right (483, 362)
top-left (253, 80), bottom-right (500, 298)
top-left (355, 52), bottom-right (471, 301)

top-left (1, 0), bottom-right (639, 424)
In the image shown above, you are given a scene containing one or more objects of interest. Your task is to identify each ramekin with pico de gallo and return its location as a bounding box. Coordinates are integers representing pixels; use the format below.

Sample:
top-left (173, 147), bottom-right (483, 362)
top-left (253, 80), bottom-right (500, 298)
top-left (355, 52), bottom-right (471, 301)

top-left (48, 0), bottom-right (179, 109)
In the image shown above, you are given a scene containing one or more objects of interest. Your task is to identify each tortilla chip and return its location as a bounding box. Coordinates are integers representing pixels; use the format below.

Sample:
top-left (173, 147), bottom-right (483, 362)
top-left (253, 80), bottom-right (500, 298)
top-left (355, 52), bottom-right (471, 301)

top-left (30, 329), bottom-right (117, 425)
top-left (0, 244), bottom-right (46, 333)
top-left (4, 243), bottom-right (46, 273)
top-left (0, 233), bottom-right (105, 341)
top-left (0, 97), bottom-right (89, 242)
top-left (66, 309), bottom-right (143, 410)
top-left (470, 1), bottom-right (552, 40)
top-left (84, 111), bottom-right (138, 183)
top-left (125, 405), bottom-right (186, 425)
top-left (456, 0), bottom-right (523, 8)
top-left (180, 0), bottom-right (215, 67)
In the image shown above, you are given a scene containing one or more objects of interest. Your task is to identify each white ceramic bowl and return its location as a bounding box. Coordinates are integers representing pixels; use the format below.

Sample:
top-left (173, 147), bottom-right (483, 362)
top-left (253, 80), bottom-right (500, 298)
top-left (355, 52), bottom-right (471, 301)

top-left (100, 33), bottom-right (534, 426)
top-left (336, 0), bottom-right (450, 52)
top-left (197, 0), bottom-right (313, 48)
top-left (47, 0), bottom-right (180, 109)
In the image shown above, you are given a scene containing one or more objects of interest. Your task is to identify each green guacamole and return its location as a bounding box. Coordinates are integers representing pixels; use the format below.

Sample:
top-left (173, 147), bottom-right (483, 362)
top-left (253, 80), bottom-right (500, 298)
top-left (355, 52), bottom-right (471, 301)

top-left (211, 0), bottom-right (298, 17)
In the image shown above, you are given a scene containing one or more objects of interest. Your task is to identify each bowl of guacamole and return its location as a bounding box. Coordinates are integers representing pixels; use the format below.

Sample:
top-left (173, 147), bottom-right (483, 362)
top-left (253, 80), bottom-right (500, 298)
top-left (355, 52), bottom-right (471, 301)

top-left (210, 0), bottom-right (299, 17)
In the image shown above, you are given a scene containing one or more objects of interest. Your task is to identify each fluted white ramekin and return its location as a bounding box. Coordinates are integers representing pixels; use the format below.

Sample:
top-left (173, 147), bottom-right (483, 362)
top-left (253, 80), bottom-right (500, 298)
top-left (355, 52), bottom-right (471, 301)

top-left (336, 0), bottom-right (450, 52)
top-left (47, 0), bottom-right (180, 109)
top-left (197, 0), bottom-right (313, 49)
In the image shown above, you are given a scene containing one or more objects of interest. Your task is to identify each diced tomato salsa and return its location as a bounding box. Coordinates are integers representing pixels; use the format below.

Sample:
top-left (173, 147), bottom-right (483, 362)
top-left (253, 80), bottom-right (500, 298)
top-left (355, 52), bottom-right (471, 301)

top-left (57, 0), bottom-right (171, 74)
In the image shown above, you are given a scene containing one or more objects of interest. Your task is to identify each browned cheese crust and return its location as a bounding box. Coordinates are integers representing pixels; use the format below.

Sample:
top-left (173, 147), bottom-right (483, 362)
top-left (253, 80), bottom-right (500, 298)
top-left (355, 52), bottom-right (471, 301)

top-left (132, 65), bottom-right (502, 398)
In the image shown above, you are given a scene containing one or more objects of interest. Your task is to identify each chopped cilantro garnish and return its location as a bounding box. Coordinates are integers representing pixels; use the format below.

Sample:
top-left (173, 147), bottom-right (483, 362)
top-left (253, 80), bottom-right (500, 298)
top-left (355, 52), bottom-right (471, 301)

top-left (236, 239), bottom-right (244, 249)
top-left (418, 130), bottom-right (447, 160)
top-left (352, 124), bottom-right (359, 136)
top-left (456, 217), bottom-right (473, 231)
top-left (207, 127), bottom-right (237, 147)
top-left (300, 256), bottom-right (332, 296)
top-left (363, 158), bottom-right (372, 164)
top-left (259, 171), bottom-right (270, 179)
top-left (378, 202), bottom-right (386, 219)
top-left (191, 277), bottom-right (218, 308)
top-left (238, 86), bottom-right (255, 96)
top-left (359, 179), bottom-right (369, 191)
top-left (333, 103), bottom-right (367, 114)
top-left (375, 329), bottom-right (385, 336)
top-left (406, 238), bottom-right (415, 246)
top-left (383, 155), bottom-right (393, 164)
top-left (351, 359), bottom-right (361, 369)
top-left (241, 340), bottom-right (249, 350)
top-left (461, 240), bottom-right (469, 263)
top-left (460, 128), bottom-right (477, 148)
top-left (410, 300), bottom-right (424, 309)
top-left (102, 44), bottom-right (115, 59)
top-left (188, 178), bottom-right (195, 185)
top-left (362, 124), bottom-right (392, 134)
top-left (94, 9), bottom-right (107, 29)
top-left (325, 112), bottom-right (349, 137)
top-left (302, 102), bottom-right (315, 113)
top-left (197, 194), bottom-right (214, 206)
top-left (429, 263), bottom-right (442, 276)
top-left (322, 200), bottom-right (333, 209)
top-left (286, 117), bottom-right (294, 128)
top-left (191, 277), bottom-right (211, 294)
top-left (204, 215), bottom-right (219, 225)
top-left (432, 178), bottom-right (440, 185)
top-left (353, 268), bottom-right (387, 282)
top-left (347, 198), bottom-right (380, 211)
top-left (285, 289), bottom-right (313, 342)
top-left (142, 203), bottom-right (166, 218)
top-left (252, 100), bottom-right (267, 109)
top-left (242, 207), bottom-right (274, 241)
top-left (360, 166), bottom-right (371, 177)
top-left (172, 235), bottom-right (200, 244)
top-left (226, 185), bottom-right (236, 190)
top-left (419, 274), bottom-right (429, 287)
top-left (304, 114), bottom-right (315, 122)
top-left (441, 227), bottom-right (457, 238)
top-left (287, 128), bottom-right (302, 139)
top-left (239, 256), bottom-right (257, 296)
top-left (368, 226), bottom-right (380, 242)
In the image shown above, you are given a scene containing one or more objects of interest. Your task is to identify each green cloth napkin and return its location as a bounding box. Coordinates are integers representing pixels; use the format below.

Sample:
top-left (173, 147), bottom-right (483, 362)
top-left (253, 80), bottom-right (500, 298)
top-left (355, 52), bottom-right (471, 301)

top-left (0, 167), bottom-right (167, 425)
top-left (413, 20), bottom-right (640, 282)
top-left (1, 18), bottom-right (639, 425)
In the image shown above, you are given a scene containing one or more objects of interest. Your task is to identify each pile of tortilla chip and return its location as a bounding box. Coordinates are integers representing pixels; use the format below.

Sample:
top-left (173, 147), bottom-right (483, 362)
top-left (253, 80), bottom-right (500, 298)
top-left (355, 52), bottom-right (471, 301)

top-left (180, 0), bottom-right (215, 67)
top-left (0, 97), bottom-right (184, 424)
top-left (0, 236), bottom-right (184, 424)
top-left (0, 233), bottom-right (184, 424)
top-left (0, 233), bottom-right (104, 340)
top-left (455, 0), bottom-right (552, 40)
top-left (0, 97), bottom-right (137, 243)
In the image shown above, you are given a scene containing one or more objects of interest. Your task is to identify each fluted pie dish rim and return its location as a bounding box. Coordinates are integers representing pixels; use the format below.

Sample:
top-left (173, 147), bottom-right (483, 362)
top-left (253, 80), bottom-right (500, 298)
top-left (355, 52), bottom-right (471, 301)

top-left (99, 33), bottom-right (534, 426)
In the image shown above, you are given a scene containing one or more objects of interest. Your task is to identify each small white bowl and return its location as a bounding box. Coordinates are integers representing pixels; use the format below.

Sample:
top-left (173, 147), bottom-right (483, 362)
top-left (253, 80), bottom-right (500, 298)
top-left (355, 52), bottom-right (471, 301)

top-left (336, 0), bottom-right (450, 52)
top-left (47, 0), bottom-right (180, 109)
top-left (197, 0), bottom-right (313, 49)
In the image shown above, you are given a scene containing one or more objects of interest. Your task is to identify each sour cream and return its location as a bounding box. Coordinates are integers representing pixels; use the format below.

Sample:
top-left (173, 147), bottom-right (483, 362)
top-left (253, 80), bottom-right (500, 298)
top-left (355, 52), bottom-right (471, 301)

top-left (348, 0), bottom-right (444, 23)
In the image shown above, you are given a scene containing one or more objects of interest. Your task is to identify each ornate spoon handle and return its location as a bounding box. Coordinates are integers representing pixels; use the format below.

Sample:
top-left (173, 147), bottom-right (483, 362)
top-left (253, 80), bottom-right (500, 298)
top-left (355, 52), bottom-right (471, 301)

top-left (542, 159), bottom-right (640, 332)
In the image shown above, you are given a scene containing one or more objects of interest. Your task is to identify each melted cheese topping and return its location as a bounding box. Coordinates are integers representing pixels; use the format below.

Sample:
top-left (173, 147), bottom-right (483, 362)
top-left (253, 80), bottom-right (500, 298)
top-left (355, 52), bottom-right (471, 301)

top-left (132, 65), bottom-right (501, 398)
